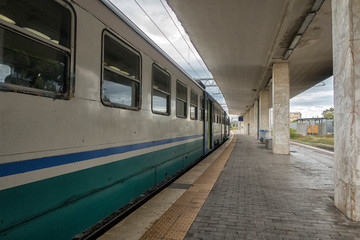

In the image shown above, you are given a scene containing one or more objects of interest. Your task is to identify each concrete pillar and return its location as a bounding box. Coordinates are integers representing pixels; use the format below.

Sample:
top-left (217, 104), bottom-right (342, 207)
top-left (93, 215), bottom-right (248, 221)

top-left (259, 90), bottom-right (270, 130)
top-left (269, 81), bottom-right (273, 109)
top-left (332, 0), bottom-right (360, 221)
top-left (246, 109), bottom-right (250, 135)
top-left (254, 99), bottom-right (259, 139)
top-left (249, 106), bottom-right (255, 137)
top-left (269, 82), bottom-right (273, 135)
top-left (272, 63), bottom-right (290, 154)
top-left (244, 111), bottom-right (250, 135)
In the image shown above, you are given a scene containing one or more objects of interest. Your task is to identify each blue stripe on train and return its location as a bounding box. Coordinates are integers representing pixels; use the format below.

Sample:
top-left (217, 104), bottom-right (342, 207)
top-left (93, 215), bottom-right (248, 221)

top-left (0, 134), bottom-right (203, 177)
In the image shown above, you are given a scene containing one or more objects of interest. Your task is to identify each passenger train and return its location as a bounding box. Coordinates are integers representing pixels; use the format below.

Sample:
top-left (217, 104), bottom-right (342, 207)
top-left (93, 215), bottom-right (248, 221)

top-left (0, 0), bottom-right (230, 239)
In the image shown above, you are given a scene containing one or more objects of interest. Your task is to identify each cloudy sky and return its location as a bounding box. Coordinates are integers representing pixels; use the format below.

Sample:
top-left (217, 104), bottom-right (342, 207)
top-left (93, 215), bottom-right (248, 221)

top-left (111, 0), bottom-right (211, 79)
top-left (290, 76), bottom-right (334, 118)
top-left (109, 0), bottom-right (334, 117)
top-left (110, 0), bottom-right (227, 108)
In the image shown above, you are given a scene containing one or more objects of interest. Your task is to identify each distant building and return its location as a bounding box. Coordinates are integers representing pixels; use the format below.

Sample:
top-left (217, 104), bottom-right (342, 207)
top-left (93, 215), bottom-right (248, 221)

top-left (289, 112), bottom-right (302, 122)
top-left (290, 117), bottom-right (334, 136)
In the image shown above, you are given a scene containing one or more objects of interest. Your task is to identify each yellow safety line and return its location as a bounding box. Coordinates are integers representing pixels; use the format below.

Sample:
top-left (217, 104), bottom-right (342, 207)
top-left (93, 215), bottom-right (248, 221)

top-left (140, 135), bottom-right (237, 240)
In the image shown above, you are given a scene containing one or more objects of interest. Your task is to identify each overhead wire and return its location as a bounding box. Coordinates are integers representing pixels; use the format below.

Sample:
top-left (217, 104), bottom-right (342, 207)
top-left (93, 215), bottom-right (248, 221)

top-left (133, 0), bottom-right (202, 79)
top-left (158, 2), bottom-right (226, 107)
top-left (159, 0), bottom-right (212, 79)
top-left (132, 0), bottom-right (228, 112)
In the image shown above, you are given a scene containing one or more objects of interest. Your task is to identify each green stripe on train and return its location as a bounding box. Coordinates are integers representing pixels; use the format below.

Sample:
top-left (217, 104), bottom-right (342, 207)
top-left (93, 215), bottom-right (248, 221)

top-left (0, 140), bottom-right (203, 240)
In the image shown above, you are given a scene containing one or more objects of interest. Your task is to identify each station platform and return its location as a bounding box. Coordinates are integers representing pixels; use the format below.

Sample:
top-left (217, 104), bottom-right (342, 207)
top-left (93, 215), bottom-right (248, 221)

top-left (99, 133), bottom-right (360, 240)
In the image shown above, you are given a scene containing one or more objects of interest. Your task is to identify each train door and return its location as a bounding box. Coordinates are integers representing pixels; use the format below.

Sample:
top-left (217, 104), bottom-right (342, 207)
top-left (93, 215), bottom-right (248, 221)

top-left (207, 100), bottom-right (213, 151)
top-left (204, 92), bottom-right (213, 155)
top-left (220, 111), bottom-right (223, 142)
top-left (227, 116), bottom-right (230, 137)
top-left (223, 112), bottom-right (226, 140)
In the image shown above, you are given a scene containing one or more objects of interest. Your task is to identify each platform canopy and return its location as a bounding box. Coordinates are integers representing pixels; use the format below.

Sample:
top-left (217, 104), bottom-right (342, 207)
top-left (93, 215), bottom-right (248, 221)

top-left (167, 0), bottom-right (332, 115)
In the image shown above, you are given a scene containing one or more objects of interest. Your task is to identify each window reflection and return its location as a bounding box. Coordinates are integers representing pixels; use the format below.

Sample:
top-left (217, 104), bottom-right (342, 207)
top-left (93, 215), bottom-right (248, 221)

top-left (0, 64), bottom-right (11, 82)
top-left (0, 28), bottom-right (68, 94)
top-left (153, 93), bottom-right (168, 113)
top-left (102, 69), bottom-right (138, 107)
top-left (0, 0), bottom-right (71, 97)
top-left (152, 64), bottom-right (170, 114)
top-left (176, 81), bottom-right (187, 118)
top-left (190, 106), bottom-right (196, 119)
top-left (102, 33), bottom-right (140, 109)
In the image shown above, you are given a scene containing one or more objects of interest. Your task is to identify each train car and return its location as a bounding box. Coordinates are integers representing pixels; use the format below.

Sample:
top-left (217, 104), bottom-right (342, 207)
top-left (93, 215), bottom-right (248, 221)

top-left (203, 92), bottom-right (230, 154)
top-left (0, 0), bottom-right (229, 239)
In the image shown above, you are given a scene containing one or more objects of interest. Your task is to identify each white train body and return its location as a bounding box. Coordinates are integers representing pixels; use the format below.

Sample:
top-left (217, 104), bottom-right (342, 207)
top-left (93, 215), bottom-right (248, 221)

top-left (0, 1), bottom-right (230, 239)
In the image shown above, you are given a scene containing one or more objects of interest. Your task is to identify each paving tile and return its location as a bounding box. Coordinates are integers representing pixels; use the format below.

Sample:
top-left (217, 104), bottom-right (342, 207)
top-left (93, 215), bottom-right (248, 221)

top-left (184, 134), bottom-right (360, 240)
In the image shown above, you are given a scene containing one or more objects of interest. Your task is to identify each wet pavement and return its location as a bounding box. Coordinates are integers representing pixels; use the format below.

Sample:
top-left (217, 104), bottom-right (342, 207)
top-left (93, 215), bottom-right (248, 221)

top-left (185, 134), bottom-right (360, 240)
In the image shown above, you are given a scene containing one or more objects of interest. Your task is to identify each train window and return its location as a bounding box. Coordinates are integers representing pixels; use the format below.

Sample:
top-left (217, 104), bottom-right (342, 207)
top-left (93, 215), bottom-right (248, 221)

top-left (152, 64), bottom-right (170, 115)
top-left (0, 0), bottom-right (73, 98)
top-left (102, 33), bottom-right (141, 110)
top-left (176, 80), bottom-right (187, 118)
top-left (200, 96), bottom-right (204, 121)
top-left (190, 90), bottom-right (198, 120)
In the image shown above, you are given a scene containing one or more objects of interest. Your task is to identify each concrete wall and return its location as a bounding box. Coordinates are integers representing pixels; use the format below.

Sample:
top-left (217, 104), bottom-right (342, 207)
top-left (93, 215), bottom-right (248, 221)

top-left (249, 106), bottom-right (255, 137)
top-left (297, 123), bottom-right (307, 136)
top-left (254, 99), bottom-right (259, 139)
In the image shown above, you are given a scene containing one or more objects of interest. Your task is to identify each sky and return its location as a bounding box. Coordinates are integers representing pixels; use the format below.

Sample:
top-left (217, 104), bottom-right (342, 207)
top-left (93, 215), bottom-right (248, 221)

top-left (109, 0), bottom-right (334, 118)
top-left (109, 0), bottom-right (226, 109)
top-left (111, 0), bottom-right (211, 79)
top-left (290, 76), bottom-right (334, 118)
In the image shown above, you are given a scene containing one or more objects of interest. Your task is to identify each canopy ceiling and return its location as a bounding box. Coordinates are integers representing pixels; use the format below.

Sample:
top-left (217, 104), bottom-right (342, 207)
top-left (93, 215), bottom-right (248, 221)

top-left (167, 0), bottom-right (332, 115)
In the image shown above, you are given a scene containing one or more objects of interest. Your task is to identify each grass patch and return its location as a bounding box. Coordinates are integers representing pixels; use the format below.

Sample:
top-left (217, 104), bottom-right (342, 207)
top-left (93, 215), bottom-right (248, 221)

top-left (290, 128), bottom-right (334, 151)
top-left (292, 135), bottom-right (334, 145)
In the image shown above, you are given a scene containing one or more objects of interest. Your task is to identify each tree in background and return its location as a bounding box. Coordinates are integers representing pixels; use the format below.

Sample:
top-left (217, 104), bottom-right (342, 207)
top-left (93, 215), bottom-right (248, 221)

top-left (322, 107), bottom-right (334, 119)
top-left (322, 107), bottom-right (334, 125)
